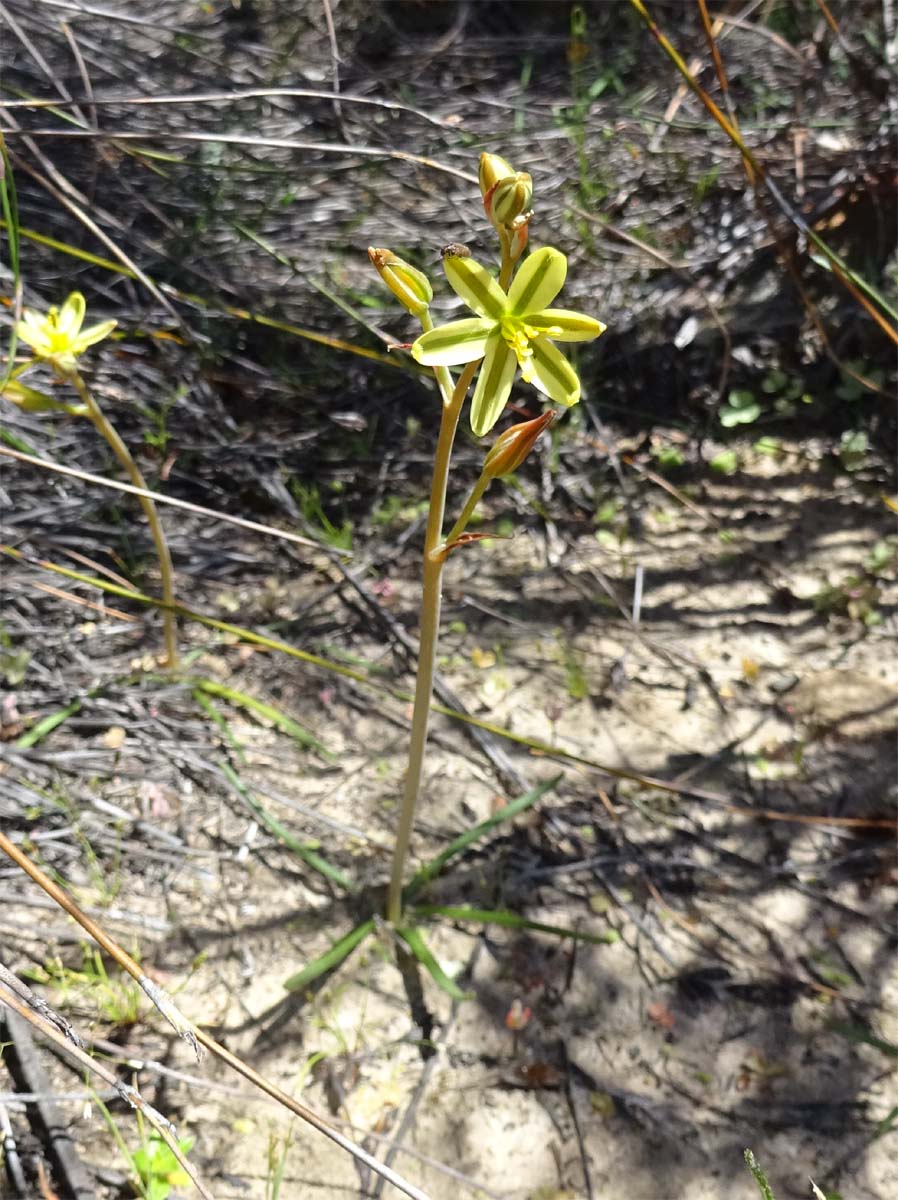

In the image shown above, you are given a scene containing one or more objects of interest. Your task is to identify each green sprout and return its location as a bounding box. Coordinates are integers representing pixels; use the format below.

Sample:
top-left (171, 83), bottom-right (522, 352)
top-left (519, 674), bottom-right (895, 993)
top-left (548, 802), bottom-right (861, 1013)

top-left (132, 1131), bottom-right (195, 1200)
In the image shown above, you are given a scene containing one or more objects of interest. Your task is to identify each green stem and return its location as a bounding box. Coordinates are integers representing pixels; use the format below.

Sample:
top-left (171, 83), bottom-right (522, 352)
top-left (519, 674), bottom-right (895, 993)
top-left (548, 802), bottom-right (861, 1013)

top-left (443, 474), bottom-right (491, 548)
top-left (65, 367), bottom-right (179, 669)
top-left (386, 360), bottom-right (478, 925)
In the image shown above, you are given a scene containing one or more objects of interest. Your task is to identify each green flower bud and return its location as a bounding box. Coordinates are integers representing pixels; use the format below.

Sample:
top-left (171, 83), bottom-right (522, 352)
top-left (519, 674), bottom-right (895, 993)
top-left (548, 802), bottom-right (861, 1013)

top-left (368, 247), bottom-right (433, 316)
top-left (486, 172), bottom-right (533, 228)
top-left (478, 152), bottom-right (515, 198)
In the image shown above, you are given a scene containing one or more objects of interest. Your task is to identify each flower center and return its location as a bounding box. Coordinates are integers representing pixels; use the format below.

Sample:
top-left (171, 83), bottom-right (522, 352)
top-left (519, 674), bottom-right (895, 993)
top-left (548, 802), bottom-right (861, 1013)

top-left (500, 315), bottom-right (540, 383)
top-left (42, 308), bottom-right (73, 353)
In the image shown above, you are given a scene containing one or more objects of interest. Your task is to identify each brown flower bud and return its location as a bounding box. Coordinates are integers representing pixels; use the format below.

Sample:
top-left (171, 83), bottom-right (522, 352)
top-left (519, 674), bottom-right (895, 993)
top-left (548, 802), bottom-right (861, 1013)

top-left (482, 410), bottom-right (556, 479)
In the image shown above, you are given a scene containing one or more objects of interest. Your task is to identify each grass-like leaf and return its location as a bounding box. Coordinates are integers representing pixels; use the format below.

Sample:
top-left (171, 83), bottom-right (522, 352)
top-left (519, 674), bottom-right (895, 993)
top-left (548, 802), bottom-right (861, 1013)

top-left (826, 1020), bottom-right (898, 1059)
top-left (194, 678), bottom-right (333, 760)
top-left (15, 698), bottom-right (82, 749)
top-left (405, 774), bottom-right (562, 900)
top-left (744, 1150), bottom-right (776, 1200)
top-left (221, 762), bottom-right (354, 892)
top-left (411, 904), bottom-right (620, 944)
top-left (396, 925), bottom-right (473, 1001)
top-left (283, 919), bottom-right (375, 993)
top-left (192, 687), bottom-right (248, 763)
top-left (0, 133), bottom-right (21, 390)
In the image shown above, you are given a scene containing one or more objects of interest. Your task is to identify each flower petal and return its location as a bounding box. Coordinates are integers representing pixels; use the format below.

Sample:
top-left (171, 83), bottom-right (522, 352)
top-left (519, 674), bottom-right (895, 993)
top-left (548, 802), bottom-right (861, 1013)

top-left (412, 318), bottom-right (494, 367)
top-left (57, 293), bottom-right (86, 338)
top-left (527, 308), bottom-right (606, 342)
top-left (507, 247), bottom-right (566, 316)
top-left (444, 256), bottom-right (507, 320)
top-left (15, 313), bottom-right (53, 356)
top-left (528, 337), bottom-right (581, 406)
top-left (72, 319), bottom-right (117, 352)
top-left (470, 332), bottom-right (517, 437)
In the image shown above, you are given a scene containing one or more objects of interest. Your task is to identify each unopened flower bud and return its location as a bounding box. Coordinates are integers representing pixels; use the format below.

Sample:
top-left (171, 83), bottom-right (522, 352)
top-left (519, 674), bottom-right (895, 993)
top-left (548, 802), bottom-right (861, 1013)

top-left (482, 410), bottom-right (556, 479)
top-left (486, 172), bottom-right (533, 228)
top-left (478, 151), bottom-right (515, 199)
top-left (508, 213), bottom-right (530, 261)
top-left (368, 247), bottom-right (433, 316)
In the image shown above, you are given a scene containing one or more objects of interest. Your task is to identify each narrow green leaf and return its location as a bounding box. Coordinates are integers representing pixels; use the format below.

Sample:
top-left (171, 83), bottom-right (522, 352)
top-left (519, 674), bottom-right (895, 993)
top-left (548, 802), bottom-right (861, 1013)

top-left (192, 688), bottom-right (247, 763)
top-left (406, 775), bottom-right (562, 899)
top-left (193, 677), bottom-right (332, 760)
top-left (15, 699), bottom-right (82, 749)
top-left (826, 1020), bottom-right (898, 1058)
top-left (396, 925), bottom-right (472, 1001)
top-left (412, 904), bottom-right (619, 944)
top-left (221, 762), bottom-right (355, 892)
top-left (283, 919), bottom-right (375, 992)
top-left (0, 137), bottom-right (21, 390)
top-left (744, 1150), bottom-right (776, 1200)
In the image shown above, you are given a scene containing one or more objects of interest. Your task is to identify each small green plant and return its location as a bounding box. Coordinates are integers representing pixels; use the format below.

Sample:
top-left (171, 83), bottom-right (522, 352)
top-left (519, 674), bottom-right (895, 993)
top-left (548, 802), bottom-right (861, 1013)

top-left (289, 480), bottom-right (353, 550)
top-left (719, 389), bottom-right (762, 427)
top-left (710, 448), bottom-right (739, 475)
top-left (24, 944), bottom-right (142, 1028)
top-left (139, 388), bottom-right (183, 457)
top-left (132, 1131), bottom-right (195, 1200)
top-left (2, 293), bottom-right (179, 667)
top-left (812, 538), bottom-right (895, 626)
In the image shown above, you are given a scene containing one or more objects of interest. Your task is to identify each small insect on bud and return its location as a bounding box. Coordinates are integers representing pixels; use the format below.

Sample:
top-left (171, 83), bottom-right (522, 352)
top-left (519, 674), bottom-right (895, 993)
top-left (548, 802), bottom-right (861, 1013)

top-left (479, 151), bottom-right (516, 199)
top-left (440, 242), bottom-right (472, 261)
top-left (484, 171), bottom-right (533, 228)
top-left (368, 247), bottom-right (433, 316)
top-left (482, 410), bottom-right (556, 479)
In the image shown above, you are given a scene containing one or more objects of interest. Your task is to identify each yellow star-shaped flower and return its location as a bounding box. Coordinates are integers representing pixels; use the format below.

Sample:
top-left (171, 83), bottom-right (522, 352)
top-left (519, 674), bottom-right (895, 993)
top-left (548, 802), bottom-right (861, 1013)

top-left (16, 291), bottom-right (116, 370)
top-left (411, 247), bottom-right (606, 436)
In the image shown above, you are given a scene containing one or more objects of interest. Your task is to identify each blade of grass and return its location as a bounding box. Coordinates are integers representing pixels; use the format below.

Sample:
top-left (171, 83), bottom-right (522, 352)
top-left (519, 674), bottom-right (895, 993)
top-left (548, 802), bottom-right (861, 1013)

top-left (744, 1150), bottom-right (776, 1200)
top-left (395, 925), bottom-right (472, 1002)
top-left (193, 677), bottom-right (332, 760)
top-left (220, 762), bottom-right (354, 892)
top-left (0, 131), bottom-right (21, 388)
top-left (15, 698), bottom-right (82, 749)
top-left (283, 919), bottom-right (375, 992)
top-left (411, 904), bottom-right (620, 945)
top-left (405, 775), bottom-right (562, 898)
top-left (191, 687), bottom-right (247, 763)
top-left (826, 1020), bottom-right (898, 1059)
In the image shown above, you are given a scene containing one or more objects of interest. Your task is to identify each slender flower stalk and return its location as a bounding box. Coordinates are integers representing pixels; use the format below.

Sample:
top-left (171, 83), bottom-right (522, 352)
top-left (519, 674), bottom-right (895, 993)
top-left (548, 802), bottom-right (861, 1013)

top-left (64, 368), bottom-right (179, 670)
top-left (386, 359), bottom-right (479, 924)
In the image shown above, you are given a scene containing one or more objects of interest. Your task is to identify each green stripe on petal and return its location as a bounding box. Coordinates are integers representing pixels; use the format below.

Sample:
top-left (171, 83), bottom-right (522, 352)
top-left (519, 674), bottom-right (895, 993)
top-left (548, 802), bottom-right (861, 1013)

top-left (528, 337), bottom-right (581, 406)
top-left (411, 318), bottom-right (494, 366)
top-left (528, 308), bottom-right (606, 342)
top-left (444, 257), bottom-right (507, 320)
top-left (470, 332), bottom-right (517, 437)
top-left (508, 247), bottom-right (566, 316)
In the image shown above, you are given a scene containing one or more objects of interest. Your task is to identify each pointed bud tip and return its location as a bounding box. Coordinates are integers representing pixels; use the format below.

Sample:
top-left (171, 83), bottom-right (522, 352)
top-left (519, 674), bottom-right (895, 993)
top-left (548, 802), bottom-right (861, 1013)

top-left (483, 409), bottom-right (557, 478)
